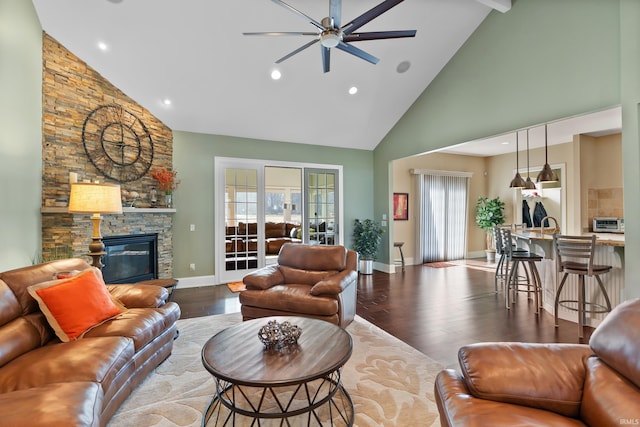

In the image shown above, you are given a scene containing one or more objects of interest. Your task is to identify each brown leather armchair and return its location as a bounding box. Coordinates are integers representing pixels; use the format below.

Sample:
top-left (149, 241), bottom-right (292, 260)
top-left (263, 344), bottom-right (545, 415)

top-left (239, 243), bottom-right (358, 328)
top-left (435, 298), bottom-right (640, 426)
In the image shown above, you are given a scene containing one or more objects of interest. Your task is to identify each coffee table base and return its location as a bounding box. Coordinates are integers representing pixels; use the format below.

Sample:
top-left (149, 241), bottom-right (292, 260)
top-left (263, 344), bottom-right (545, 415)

top-left (202, 371), bottom-right (354, 426)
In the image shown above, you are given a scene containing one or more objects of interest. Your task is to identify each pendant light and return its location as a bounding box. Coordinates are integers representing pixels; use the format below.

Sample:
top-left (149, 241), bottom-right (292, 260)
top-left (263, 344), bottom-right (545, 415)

top-left (509, 131), bottom-right (526, 188)
top-left (524, 128), bottom-right (536, 189)
top-left (536, 124), bottom-right (558, 183)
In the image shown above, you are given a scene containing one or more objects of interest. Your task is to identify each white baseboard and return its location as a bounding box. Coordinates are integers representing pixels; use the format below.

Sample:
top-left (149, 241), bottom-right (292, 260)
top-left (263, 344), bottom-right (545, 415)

top-left (175, 275), bottom-right (218, 289)
top-left (467, 250), bottom-right (487, 259)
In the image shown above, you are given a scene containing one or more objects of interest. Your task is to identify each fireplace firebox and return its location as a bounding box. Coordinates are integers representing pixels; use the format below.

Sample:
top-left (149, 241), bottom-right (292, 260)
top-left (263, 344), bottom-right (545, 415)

top-left (102, 234), bottom-right (158, 284)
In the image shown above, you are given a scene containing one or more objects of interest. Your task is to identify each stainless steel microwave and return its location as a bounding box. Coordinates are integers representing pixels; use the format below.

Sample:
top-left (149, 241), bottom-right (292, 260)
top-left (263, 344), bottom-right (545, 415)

top-left (593, 217), bottom-right (624, 233)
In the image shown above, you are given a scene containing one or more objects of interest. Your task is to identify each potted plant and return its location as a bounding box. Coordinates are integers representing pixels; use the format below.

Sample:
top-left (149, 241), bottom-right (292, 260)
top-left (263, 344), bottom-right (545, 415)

top-left (352, 219), bottom-right (385, 274)
top-left (475, 196), bottom-right (505, 262)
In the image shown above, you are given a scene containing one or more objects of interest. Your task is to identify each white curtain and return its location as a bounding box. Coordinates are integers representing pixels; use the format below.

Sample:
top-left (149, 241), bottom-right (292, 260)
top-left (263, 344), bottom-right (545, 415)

top-left (413, 170), bottom-right (471, 263)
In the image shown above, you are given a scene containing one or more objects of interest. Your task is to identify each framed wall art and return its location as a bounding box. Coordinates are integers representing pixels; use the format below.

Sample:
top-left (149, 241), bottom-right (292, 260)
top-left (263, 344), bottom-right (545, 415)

top-left (393, 193), bottom-right (408, 220)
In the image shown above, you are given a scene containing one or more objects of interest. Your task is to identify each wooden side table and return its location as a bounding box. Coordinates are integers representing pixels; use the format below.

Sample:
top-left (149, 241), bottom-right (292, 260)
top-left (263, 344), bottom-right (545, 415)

top-left (136, 278), bottom-right (178, 301)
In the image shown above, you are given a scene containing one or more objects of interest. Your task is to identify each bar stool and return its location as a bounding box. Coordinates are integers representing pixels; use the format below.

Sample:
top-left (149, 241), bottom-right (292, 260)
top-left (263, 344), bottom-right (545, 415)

top-left (500, 228), bottom-right (544, 313)
top-left (394, 242), bottom-right (405, 271)
top-left (493, 226), bottom-right (528, 293)
top-left (553, 234), bottom-right (612, 339)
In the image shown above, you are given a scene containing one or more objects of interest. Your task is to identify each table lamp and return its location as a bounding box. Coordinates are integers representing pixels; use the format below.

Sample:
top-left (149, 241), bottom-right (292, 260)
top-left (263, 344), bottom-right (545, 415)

top-left (68, 182), bottom-right (123, 269)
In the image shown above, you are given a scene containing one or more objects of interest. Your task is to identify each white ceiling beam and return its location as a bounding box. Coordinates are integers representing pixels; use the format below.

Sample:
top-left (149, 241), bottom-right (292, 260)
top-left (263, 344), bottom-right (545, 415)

top-left (475, 0), bottom-right (511, 13)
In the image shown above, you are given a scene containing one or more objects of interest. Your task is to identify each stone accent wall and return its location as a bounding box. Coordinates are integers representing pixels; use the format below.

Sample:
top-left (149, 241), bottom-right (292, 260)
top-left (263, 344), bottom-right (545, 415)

top-left (40, 33), bottom-right (175, 275)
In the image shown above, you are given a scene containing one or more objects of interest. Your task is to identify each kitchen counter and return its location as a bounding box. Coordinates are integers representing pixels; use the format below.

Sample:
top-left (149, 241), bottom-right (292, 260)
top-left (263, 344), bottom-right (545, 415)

top-left (512, 230), bottom-right (624, 247)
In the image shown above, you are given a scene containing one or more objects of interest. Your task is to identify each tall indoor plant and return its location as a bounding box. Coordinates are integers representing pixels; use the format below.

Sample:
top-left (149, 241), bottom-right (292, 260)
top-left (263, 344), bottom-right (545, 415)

top-left (475, 196), bottom-right (505, 262)
top-left (352, 219), bottom-right (385, 274)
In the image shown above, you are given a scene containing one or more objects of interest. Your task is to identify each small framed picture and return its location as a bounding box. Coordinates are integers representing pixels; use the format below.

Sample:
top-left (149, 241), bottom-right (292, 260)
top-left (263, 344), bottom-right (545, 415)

top-left (393, 193), bottom-right (409, 220)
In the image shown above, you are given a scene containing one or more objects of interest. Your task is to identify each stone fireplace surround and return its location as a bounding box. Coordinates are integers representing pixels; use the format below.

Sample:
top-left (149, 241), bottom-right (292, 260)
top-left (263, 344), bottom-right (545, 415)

top-left (39, 34), bottom-right (175, 278)
top-left (41, 207), bottom-right (175, 279)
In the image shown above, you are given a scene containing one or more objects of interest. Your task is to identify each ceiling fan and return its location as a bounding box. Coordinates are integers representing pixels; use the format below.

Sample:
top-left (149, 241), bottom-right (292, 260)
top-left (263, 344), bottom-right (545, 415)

top-left (243, 0), bottom-right (417, 73)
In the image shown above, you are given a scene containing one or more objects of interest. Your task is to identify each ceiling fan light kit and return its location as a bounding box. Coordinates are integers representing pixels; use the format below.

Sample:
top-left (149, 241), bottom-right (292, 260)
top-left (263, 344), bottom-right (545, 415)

top-left (244, 0), bottom-right (417, 73)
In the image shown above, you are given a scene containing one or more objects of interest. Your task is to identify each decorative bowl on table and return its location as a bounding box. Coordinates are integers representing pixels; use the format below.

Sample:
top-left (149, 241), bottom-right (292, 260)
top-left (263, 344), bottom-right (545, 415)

top-left (258, 320), bottom-right (302, 350)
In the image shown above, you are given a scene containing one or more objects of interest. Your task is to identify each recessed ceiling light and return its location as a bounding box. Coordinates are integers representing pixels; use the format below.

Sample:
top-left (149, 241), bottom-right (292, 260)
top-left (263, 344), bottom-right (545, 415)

top-left (501, 141), bottom-right (509, 145)
top-left (396, 60), bottom-right (411, 74)
top-left (97, 41), bottom-right (108, 51)
top-left (348, 86), bottom-right (358, 95)
top-left (271, 70), bottom-right (282, 80)
top-left (162, 98), bottom-right (172, 106)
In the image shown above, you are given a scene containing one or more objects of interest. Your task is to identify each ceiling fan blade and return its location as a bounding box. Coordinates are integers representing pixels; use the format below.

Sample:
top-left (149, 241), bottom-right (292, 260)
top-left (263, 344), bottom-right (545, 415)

top-left (322, 46), bottom-right (331, 73)
top-left (342, 0), bottom-right (406, 36)
top-left (271, 0), bottom-right (326, 32)
top-left (343, 30), bottom-right (416, 42)
top-left (329, 0), bottom-right (342, 28)
top-left (335, 42), bottom-right (379, 65)
top-left (275, 38), bottom-right (320, 64)
top-left (243, 32), bottom-right (318, 36)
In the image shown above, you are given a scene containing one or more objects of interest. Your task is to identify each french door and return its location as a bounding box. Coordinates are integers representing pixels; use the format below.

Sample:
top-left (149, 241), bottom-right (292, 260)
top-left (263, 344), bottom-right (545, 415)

top-left (216, 158), bottom-right (342, 284)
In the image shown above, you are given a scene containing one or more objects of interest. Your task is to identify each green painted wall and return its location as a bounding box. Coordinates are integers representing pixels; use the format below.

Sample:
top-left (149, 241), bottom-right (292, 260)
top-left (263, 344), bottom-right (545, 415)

top-left (0, 0), bottom-right (43, 270)
top-left (375, 0), bottom-right (639, 299)
top-left (172, 131), bottom-right (373, 278)
top-left (619, 0), bottom-right (640, 299)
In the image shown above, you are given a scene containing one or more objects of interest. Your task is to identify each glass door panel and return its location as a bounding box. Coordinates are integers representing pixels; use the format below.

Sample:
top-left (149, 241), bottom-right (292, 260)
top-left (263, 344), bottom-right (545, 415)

top-left (304, 169), bottom-right (338, 245)
top-left (264, 167), bottom-right (302, 262)
top-left (223, 167), bottom-right (260, 281)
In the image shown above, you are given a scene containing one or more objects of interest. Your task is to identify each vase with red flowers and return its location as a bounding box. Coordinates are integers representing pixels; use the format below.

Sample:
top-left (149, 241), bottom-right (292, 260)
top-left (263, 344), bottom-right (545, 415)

top-left (151, 168), bottom-right (180, 208)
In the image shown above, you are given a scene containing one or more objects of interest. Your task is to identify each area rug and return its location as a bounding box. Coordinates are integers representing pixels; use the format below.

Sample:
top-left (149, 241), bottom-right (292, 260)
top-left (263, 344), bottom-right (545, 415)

top-left (109, 313), bottom-right (443, 426)
top-left (226, 281), bottom-right (246, 293)
top-left (423, 262), bottom-right (456, 268)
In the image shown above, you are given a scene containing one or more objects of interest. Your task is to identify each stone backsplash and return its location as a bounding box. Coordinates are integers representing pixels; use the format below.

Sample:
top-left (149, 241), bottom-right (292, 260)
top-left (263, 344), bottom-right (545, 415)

top-left (587, 187), bottom-right (624, 227)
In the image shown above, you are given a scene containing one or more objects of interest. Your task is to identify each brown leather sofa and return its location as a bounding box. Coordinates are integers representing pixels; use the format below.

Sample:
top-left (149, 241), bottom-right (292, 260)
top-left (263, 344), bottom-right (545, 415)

top-left (226, 222), bottom-right (302, 255)
top-left (0, 258), bottom-right (181, 426)
top-left (239, 243), bottom-right (357, 327)
top-left (435, 298), bottom-right (640, 426)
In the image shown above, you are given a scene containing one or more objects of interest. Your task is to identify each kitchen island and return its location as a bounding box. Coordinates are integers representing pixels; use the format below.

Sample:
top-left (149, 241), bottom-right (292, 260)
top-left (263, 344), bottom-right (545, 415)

top-left (510, 230), bottom-right (624, 329)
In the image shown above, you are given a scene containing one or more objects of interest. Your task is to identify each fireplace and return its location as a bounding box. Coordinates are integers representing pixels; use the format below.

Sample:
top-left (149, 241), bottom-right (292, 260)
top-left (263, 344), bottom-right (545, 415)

top-left (102, 234), bottom-right (158, 284)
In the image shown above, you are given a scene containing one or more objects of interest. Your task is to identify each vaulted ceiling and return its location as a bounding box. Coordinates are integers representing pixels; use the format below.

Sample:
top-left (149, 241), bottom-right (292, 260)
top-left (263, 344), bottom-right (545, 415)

top-left (32, 0), bottom-right (511, 151)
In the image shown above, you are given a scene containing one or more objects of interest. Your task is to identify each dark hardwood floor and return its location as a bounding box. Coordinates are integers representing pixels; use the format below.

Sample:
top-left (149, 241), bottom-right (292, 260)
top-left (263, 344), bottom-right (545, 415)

top-left (172, 260), bottom-right (592, 369)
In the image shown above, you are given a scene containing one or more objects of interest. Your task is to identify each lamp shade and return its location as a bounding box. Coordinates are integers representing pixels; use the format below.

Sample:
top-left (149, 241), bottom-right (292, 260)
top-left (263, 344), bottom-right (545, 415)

top-left (536, 124), bottom-right (558, 183)
top-left (536, 163), bottom-right (558, 183)
top-left (68, 183), bottom-right (123, 214)
top-left (509, 131), bottom-right (526, 188)
top-left (524, 177), bottom-right (537, 189)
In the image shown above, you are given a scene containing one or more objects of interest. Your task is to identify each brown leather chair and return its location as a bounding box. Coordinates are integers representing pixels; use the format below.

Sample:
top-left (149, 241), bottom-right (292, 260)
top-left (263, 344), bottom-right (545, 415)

top-left (434, 298), bottom-right (640, 426)
top-left (239, 243), bottom-right (358, 328)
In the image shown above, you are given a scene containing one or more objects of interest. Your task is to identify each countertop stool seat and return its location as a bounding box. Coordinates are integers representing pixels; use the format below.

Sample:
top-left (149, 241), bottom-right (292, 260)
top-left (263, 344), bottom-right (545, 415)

top-left (500, 228), bottom-right (544, 313)
top-left (394, 242), bottom-right (405, 271)
top-left (493, 226), bottom-right (529, 293)
top-left (553, 234), bottom-right (612, 339)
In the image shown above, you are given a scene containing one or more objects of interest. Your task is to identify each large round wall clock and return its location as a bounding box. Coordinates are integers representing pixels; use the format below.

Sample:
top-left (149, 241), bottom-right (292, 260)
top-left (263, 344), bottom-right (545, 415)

top-left (82, 104), bottom-right (154, 183)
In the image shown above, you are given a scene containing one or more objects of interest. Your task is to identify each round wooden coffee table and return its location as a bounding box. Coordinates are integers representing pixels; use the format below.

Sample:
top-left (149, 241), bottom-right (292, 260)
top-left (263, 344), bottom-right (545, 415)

top-left (201, 316), bottom-right (354, 426)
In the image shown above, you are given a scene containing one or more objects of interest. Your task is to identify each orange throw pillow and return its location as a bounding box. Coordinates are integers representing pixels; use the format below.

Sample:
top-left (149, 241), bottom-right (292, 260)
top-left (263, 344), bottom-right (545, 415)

top-left (28, 268), bottom-right (124, 342)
